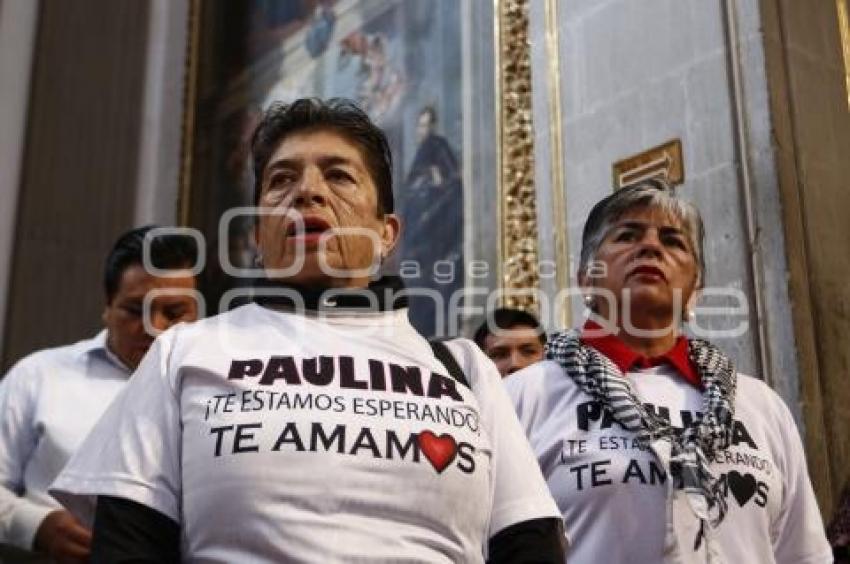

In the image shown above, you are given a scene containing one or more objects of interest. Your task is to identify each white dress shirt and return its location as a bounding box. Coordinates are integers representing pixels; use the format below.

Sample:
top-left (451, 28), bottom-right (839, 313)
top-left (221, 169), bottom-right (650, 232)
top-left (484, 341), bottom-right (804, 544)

top-left (0, 331), bottom-right (128, 550)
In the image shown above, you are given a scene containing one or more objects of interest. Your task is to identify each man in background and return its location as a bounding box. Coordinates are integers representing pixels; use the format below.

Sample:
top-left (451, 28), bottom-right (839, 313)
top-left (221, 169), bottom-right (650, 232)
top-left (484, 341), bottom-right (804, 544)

top-left (0, 226), bottom-right (199, 563)
top-left (473, 308), bottom-right (546, 378)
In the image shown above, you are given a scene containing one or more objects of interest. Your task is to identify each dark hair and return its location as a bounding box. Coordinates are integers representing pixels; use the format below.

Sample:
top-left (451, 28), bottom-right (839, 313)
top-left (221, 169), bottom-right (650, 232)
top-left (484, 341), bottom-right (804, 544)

top-left (104, 225), bottom-right (198, 303)
top-left (419, 105), bottom-right (437, 124)
top-left (250, 97), bottom-right (394, 215)
top-left (472, 308), bottom-right (546, 348)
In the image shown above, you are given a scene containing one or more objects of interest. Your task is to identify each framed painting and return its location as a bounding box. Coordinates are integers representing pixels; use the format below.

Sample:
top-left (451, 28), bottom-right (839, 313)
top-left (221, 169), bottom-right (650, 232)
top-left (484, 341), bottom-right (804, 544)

top-left (180, 0), bottom-right (539, 338)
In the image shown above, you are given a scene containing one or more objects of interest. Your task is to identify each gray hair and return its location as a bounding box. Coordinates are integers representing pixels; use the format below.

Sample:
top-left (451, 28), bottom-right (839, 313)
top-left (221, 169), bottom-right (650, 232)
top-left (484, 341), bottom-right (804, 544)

top-left (578, 178), bottom-right (706, 287)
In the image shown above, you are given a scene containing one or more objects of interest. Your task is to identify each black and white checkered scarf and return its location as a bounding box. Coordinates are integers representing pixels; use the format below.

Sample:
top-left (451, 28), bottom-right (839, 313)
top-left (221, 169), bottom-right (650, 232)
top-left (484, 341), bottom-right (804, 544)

top-left (546, 329), bottom-right (737, 554)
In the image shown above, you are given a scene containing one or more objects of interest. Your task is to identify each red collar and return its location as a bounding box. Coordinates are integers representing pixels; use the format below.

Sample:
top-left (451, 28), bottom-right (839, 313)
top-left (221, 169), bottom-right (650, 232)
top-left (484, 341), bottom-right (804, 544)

top-left (579, 320), bottom-right (701, 388)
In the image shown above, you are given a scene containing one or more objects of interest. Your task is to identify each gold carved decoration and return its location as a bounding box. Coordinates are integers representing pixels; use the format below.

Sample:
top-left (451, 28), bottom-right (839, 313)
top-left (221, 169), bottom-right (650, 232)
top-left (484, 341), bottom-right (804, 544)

top-left (495, 0), bottom-right (540, 313)
top-left (838, 0), bottom-right (850, 110)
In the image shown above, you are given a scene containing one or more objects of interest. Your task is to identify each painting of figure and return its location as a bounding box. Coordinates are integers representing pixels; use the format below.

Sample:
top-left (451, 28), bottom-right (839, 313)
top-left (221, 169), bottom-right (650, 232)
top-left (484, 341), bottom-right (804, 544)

top-left (401, 106), bottom-right (463, 336)
top-left (186, 0), bottom-right (485, 336)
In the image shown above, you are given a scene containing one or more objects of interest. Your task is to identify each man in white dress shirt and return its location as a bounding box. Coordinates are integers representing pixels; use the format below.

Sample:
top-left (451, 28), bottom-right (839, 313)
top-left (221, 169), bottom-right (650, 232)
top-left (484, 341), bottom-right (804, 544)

top-left (0, 226), bottom-right (199, 563)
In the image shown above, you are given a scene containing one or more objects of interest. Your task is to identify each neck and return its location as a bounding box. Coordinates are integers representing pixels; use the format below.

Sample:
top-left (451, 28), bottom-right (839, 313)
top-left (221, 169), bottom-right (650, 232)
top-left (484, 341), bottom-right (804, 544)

top-left (253, 275), bottom-right (407, 312)
top-left (596, 305), bottom-right (682, 356)
top-left (104, 335), bottom-right (135, 371)
top-left (616, 326), bottom-right (679, 357)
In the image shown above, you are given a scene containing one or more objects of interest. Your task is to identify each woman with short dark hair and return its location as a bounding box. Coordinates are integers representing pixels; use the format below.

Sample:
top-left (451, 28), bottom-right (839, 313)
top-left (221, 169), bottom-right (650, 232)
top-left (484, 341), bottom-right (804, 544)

top-left (51, 98), bottom-right (564, 563)
top-left (506, 180), bottom-right (831, 563)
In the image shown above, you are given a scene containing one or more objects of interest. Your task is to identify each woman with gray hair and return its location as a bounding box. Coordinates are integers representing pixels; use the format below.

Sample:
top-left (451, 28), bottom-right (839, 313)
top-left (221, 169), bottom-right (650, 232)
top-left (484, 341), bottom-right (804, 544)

top-left (505, 180), bottom-right (830, 563)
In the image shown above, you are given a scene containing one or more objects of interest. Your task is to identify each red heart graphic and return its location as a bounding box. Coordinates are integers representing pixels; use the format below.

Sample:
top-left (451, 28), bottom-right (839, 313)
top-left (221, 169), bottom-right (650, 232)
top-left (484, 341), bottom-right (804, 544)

top-left (418, 431), bottom-right (458, 473)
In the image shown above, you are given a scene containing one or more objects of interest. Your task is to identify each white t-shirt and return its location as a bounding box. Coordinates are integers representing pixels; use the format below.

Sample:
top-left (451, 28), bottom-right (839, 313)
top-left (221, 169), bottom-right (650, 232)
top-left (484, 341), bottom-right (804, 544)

top-left (51, 304), bottom-right (560, 563)
top-left (505, 360), bottom-right (832, 564)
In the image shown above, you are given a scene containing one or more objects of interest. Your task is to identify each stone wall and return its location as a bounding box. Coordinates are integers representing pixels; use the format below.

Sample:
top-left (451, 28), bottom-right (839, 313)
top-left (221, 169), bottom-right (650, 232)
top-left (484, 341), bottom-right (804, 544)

top-left (531, 0), bottom-right (803, 391)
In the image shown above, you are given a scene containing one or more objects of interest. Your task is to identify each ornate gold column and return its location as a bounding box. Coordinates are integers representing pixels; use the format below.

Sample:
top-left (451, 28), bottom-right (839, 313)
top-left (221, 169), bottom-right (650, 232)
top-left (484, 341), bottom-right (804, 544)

top-left (838, 0), bottom-right (850, 110)
top-left (494, 0), bottom-right (540, 312)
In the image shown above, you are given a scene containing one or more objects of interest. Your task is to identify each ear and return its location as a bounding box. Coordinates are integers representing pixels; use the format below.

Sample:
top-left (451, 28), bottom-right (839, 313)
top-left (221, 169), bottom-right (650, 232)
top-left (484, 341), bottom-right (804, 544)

top-left (379, 214), bottom-right (402, 259)
top-left (685, 286), bottom-right (701, 315)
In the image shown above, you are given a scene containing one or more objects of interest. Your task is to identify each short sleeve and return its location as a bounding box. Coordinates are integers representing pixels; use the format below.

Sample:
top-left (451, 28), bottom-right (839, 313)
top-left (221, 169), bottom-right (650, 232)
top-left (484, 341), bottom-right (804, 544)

top-left (50, 336), bottom-right (183, 526)
top-left (770, 397), bottom-right (832, 564)
top-left (503, 362), bottom-right (551, 434)
top-left (447, 341), bottom-right (560, 538)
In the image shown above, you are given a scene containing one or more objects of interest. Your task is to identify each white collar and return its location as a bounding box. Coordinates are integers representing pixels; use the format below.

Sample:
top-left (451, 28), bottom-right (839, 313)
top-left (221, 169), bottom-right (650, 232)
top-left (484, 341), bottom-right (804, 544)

top-left (78, 329), bottom-right (131, 373)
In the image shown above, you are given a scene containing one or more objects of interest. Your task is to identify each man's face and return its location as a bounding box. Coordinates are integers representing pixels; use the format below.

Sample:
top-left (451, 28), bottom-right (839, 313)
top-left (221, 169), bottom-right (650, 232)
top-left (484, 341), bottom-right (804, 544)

top-left (102, 264), bottom-right (198, 369)
top-left (482, 325), bottom-right (545, 377)
top-left (416, 112), bottom-right (433, 143)
top-left (255, 128), bottom-right (400, 288)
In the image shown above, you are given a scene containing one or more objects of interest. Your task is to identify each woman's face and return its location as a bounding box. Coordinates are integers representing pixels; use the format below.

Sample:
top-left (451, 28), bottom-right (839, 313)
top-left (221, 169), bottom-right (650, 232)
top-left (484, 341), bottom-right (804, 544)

top-left (255, 128), bottom-right (400, 288)
top-left (580, 206), bottom-right (698, 328)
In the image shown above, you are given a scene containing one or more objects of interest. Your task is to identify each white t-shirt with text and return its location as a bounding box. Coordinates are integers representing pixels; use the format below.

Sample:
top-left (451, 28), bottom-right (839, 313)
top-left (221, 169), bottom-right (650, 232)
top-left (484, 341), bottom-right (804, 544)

top-left (51, 304), bottom-right (560, 563)
top-left (505, 360), bottom-right (832, 564)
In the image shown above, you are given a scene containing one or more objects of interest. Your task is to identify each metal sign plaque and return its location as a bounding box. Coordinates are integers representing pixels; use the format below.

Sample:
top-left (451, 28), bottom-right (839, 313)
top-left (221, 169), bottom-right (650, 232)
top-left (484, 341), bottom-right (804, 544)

top-left (613, 138), bottom-right (684, 189)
